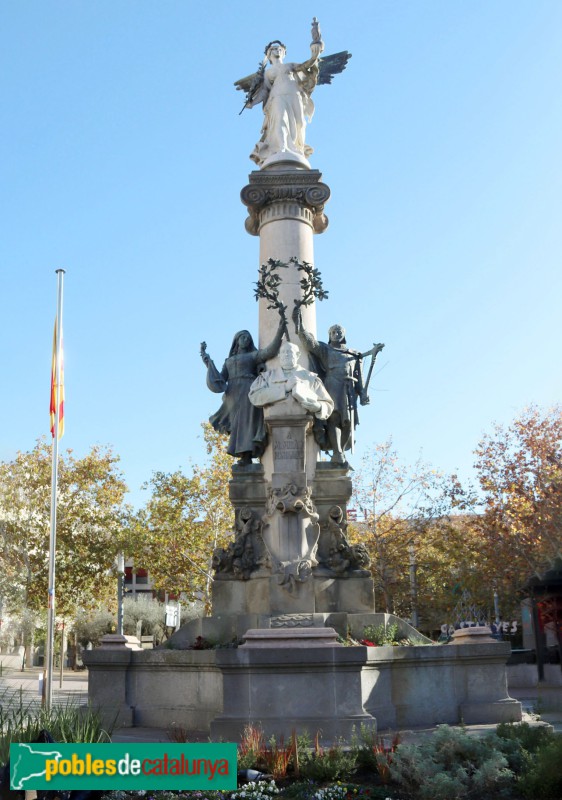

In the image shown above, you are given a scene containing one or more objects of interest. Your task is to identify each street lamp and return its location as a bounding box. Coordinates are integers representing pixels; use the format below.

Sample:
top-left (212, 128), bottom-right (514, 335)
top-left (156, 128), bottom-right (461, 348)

top-left (117, 553), bottom-right (125, 636)
top-left (409, 542), bottom-right (420, 629)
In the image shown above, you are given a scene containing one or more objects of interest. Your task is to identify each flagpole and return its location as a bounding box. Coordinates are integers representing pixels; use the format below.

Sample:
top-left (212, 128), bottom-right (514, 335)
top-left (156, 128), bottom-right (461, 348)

top-left (45, 268), bottom-right (65, 709)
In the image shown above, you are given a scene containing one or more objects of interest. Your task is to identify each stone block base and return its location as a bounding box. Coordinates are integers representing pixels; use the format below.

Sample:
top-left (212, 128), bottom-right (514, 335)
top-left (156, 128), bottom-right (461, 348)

top-left (210, 645), bottom-right (375, 743)
top-left (362, 641), bottom-right (522, 729)
top-left (241, 627), bottom-right (341, 648)
top-left (85, 620), bottom-right (519, 737)
top-left (84, 649), bottom-right (222, 731)
top-left (212, 574), bottom-right (375, 616)
top-left (460, 698), bottom-right (522, 725)
top-left (167, 611), bottom-right (434, 649)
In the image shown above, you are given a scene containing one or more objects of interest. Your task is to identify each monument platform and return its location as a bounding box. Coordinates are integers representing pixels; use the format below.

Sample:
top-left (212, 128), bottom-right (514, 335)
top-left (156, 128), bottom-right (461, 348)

top-left (84, 622), bottom-right (522, 741)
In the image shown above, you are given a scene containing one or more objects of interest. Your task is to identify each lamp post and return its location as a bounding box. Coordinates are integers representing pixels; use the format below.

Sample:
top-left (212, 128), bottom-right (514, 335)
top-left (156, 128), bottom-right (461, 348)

top-left (409, 542), bottom-right (420, 629)
top-left (117, 553), bottom-right (125, 636)
top-left (493, 589), bottom-right (501, 626)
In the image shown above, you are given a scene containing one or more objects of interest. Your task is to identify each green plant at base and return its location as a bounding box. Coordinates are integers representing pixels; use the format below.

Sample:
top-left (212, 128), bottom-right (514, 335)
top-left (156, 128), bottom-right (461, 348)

top-left (363, 623), bottom-right (400, 646)
top-left (518, 735), bottom-right (562, 800)
top-left (283, 782), bottom-right (400, 800)
top-left (298, 734), bottom-right (357, 783)
top-left (491, 721), bottom-right (555, 776)
top-left (238, 724), bottom-right (267, 770)
top-left (263, 735), bottom-right (293, 779)
top-left (307, 786), bottom-right (348, 800)
top-left (351, 724), bottom-right (400, 783)
top-left (496, 720), bottom-right (554, 754)
top-left (0, 687), bottom-right (112, 764)
top-left (389, 724), bottom-right (515, 800)
top-left (281, 780), bottom-right (318, 800)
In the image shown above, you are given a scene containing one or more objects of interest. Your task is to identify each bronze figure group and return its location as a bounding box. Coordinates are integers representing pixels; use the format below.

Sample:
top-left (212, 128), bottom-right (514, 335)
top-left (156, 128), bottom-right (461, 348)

top-left (201, 301), bottom-right (383, 467)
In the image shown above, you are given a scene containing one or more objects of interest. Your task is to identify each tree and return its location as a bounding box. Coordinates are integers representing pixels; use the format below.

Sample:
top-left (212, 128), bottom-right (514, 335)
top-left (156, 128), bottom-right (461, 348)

top-left (349, 439), bottom-right (461, 627)
top-left (472, 405), bottom-right (562, 618)
top-left (132, 423), bottom-right (233, 609)
top-left (72, 607), bottom-right (114, 648)
top-left (0, 439), bottom-right (130, 618)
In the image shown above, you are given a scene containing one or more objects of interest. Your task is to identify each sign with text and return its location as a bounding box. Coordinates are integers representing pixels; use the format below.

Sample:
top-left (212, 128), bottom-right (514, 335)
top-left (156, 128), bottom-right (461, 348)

top-left (10, 743), bottom-right (236, 791)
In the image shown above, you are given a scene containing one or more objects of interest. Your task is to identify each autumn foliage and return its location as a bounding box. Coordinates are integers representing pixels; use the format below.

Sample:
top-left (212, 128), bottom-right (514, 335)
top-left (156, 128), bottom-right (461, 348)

top-left (470, 405), bottom-right (562, 617)
top-left (346, 407), bottom-right (562, 629)
top-left (131, 423), bottom-right (233, 609)
top-left (1, 407), bottom-right (559, 636)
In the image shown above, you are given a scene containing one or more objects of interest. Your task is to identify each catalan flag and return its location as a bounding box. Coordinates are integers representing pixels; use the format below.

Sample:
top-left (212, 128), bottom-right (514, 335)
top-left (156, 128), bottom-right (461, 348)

top-left (50, 319), bottom-right (64, 438)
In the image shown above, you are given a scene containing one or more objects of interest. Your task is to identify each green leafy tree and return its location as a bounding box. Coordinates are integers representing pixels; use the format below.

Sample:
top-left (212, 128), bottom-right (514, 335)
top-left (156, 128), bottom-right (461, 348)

top-left (133, 423), bottom-right (233, 609)
top-left (0, 439), bottom-right (130, 618)
top-left (72, 607), bottom-right (115, 648)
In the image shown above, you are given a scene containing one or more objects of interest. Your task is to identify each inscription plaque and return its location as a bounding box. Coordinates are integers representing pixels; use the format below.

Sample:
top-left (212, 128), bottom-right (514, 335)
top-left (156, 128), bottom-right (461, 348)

top-left (272, 427), bottom-right (306, 472)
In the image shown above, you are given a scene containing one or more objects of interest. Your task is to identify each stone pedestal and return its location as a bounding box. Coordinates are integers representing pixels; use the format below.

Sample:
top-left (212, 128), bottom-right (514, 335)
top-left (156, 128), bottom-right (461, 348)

top-left (229, 463), bottom-right (268, 514)
top-left (213, 390), bottom-right (375, 618)
top-left (212, 574), bottom-right (375, 617)
top-left (84, 648), bottom-right (222, 731)
top-left (261, 399), bottom-right (319, 576)
top-left (98, 634), bottom-right (142, 650)
top-left (241, 626), bottom-right (341, 648)
top-left (210, 644), bottom-right (375, 743)
top-left (86, 616), bottom-right (519, 739)
top-left (450, 626), bottom-right (497, 644)
top-left (361, 641), bottom-right (521, 728)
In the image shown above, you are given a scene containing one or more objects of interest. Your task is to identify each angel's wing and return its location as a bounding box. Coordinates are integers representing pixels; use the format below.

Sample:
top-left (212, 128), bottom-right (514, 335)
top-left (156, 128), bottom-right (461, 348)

top-left (234, 72), bottom-right (259, 93)
top-left (318, 51), bottom-right (352, 85)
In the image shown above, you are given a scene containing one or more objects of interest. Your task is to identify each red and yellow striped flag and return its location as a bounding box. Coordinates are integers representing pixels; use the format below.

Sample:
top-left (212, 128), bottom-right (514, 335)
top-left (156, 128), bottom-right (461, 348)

top-left (50, 320), bottom-right (64, 439)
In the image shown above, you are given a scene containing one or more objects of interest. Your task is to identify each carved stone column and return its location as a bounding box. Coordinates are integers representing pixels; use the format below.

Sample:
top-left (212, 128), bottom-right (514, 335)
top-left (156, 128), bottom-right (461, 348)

top-left (241, 167), bottom-right (330, 361)
top-left (261, 398), bottom-right (319, 582)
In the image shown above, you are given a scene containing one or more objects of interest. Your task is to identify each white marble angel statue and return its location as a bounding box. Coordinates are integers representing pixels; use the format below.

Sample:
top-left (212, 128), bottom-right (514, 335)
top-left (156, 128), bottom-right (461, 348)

top-left (235, 19), bottom-right (351, 169)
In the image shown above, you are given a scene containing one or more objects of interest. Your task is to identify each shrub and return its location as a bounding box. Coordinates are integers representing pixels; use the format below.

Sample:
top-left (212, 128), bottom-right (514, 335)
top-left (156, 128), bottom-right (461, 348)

top-left (263, 735), bottom-right (293, 779)
top-left (492, 721), bottom-right (555, 775)
top-left (238, 724), bottom-right (268, 770)
top-left (518, 735), bottom-right (562, 799)
top-left (352, 724), bottom-right (400, 783)
top-left (363, 623), bottom-right (400, 646)
top-left (389, 724), bottom-right (515, 800)
top-left (299, 735), bottom-right (357, 783)
top-left (495, 720), bottom-right (554, 754)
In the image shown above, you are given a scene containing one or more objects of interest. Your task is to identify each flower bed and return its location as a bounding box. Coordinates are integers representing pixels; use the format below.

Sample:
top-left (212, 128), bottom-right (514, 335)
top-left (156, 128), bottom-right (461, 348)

top-left (100, 721), bottom-right (561, 800)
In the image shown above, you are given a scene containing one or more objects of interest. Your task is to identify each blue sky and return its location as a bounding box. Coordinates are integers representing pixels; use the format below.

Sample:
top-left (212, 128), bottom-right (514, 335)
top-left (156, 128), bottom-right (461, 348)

top-left (2, 1), bottom-right (561, 507)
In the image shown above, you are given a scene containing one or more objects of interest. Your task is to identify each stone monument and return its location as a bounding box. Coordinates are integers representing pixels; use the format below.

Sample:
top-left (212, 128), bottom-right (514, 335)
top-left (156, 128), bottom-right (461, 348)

top-left (196, 22), bottom-right (386, 628)
top-left (85, 20), bottom-right (521, 741)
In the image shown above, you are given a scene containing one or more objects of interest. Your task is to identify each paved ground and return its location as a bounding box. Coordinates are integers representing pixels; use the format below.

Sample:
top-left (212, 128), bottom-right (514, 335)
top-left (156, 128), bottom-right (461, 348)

top-left (1, 665), bottom-right (561, 742)
top-left (0, 665), bottom-right (89, 711)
